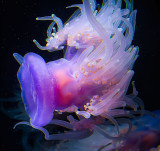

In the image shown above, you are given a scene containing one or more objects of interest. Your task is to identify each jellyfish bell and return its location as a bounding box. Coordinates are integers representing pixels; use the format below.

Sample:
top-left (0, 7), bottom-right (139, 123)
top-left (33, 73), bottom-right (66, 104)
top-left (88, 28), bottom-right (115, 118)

top-left (14, 53), bottom-right (55, 127)
top-left (13, 52), bottom-right (82, 127)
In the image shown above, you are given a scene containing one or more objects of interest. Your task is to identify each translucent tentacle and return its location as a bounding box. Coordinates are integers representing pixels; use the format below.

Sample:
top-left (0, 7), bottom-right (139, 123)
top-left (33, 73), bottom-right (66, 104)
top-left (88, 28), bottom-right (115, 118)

top-left (36, 16), bottom-right (53, 20)
top-left (116, 0), bottom-right (122, 8)
top-left (107, 109), bottom-right (135, 118)
top-left (95, 125), bottom-right (120, 139)
top-left (33, 39), bottom-right (52, 50)
top-left (76, 111), bottom-right (91, 118)
top-left (32, 124), bottom-right (93, 140)
top-left (89, 0), bottom-right (97, 12)
top-left (47, 22), bottom-right (56, 38)
top-left (116, 118), bottom-right (132, 136)
top-left (65, 8), bottom-right (81, 23)
top-left (67, 115), bottom-right (79, 123)
top-left (51, 14), bottom-right (63, 31)
top-left (49, 119), bottom-right (74, 129)
top-left (14, 120), bottom-right (93, 140)
top-left (95, 118), bottom-right (132, 140)
top-left (129, 10), bottom-right (137, 33)
top-left (124, 97), bottom-right (138, 111)
top-left (131, 110), bottom-right (156, 118)
top-left (13, 121), bottom-right (31, 129)
top-left (66, 4), bottom-right (84, 15)
top-left (13, 53), bottom-right (23, 65)
top-left (132, 81), bottom-right (138, 95)
top-left (83, 0), bottom-right (113, 61)
top-left (133, 97), bottom-right (145, 110)
top-left (76, 46), bottom-right (94, 66)
top-left (101, 113), bottom-right (120, 135)
top-left (124, 0), bottom-right (133, 11)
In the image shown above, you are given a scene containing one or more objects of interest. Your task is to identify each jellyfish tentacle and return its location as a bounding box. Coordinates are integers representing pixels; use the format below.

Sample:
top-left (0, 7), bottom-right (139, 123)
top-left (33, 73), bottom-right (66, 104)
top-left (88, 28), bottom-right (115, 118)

top-left (116, 118), bottom-right (133, 136)
top-left (47, 22), bottom-right (56, 38)
top-left (36, 16), bottom-right (53, 20)
top-left (83, 0), bottom-right (113, 61)
top-left (101, 113), bottom-right (120, 136)
top-left (49, 119), bottom-right (74, 129)
top-left (51, 14), bottom-right (63, 31)
top-left (33, 39), bottom-right (52, 50)
top-left (13, 53), bottom-right (23, 65)
top-left (13, 121), bottom-right (31, 129)
top-left (95, 125), bottom-right (120, 140)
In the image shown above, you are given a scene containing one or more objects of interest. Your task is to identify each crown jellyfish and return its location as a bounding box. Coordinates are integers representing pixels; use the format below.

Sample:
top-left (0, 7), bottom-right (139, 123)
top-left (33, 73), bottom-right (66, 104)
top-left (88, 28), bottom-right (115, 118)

top-left (14, 0), bottom-right (144, 140)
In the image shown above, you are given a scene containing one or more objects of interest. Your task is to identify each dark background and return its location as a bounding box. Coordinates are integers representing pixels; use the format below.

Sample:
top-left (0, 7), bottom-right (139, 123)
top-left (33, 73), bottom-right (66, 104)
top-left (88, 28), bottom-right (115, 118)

top-left (0, 0), bottom-right (160, 150)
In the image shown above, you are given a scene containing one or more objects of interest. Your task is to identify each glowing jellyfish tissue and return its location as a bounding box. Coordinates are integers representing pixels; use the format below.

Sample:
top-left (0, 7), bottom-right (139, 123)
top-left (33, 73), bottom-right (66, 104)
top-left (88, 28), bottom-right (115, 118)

top-left (14, 0), bottom-right (142, 140)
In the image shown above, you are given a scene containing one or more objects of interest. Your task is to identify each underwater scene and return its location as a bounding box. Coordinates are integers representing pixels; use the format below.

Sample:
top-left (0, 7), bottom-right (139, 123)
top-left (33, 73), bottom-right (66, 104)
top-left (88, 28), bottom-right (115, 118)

top-left (0, 0), bottom-right (160, 150)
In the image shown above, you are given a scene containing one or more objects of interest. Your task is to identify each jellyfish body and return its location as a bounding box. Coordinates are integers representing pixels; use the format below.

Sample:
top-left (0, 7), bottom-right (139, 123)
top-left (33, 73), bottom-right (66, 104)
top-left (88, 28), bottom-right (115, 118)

top-left (14, 0), bottom-right (140, 140)
top-left (17, 53), bottom-right (55, 126)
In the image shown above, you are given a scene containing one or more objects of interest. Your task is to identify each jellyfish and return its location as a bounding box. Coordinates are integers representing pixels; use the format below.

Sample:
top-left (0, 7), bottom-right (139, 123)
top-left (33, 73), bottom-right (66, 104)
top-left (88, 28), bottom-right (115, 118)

top-left (14, 0), bottom-right (144, 141)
